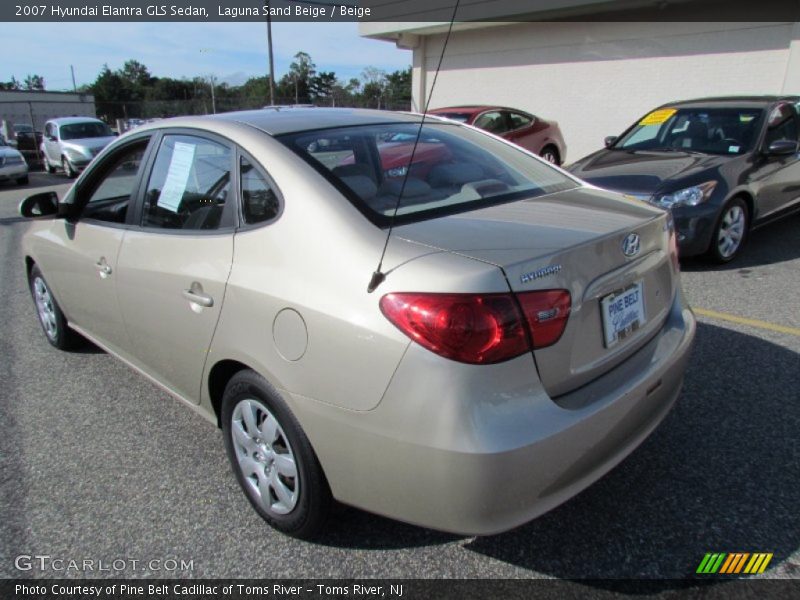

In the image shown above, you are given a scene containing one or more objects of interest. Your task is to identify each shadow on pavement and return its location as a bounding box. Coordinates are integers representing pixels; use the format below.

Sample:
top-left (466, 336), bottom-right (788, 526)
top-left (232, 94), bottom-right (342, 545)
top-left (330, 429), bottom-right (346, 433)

top-left (463, 322), bottom-right (799, 589)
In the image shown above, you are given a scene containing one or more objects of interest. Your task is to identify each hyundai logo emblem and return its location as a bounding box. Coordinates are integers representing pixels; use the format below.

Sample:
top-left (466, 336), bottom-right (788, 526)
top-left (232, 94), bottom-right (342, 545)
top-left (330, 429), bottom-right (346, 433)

top-left (622, 233), bottom-right (641, 257)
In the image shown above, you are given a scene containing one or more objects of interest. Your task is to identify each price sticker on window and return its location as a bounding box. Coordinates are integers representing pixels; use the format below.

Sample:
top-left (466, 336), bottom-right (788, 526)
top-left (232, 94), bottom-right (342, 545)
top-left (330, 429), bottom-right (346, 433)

top-left (639, 108), bottom-right (677, 126)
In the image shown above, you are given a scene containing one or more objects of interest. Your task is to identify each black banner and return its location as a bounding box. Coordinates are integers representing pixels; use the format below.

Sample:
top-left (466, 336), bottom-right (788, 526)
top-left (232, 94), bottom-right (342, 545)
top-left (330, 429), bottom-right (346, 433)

top-left (3, 579), bottom-right (800, 600)
top-left (2, 0), bottom-right (800, 22)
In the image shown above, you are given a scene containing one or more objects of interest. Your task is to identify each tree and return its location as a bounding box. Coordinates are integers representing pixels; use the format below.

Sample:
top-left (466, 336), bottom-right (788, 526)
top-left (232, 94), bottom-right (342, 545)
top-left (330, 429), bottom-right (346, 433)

top-left (385, 67), bottom-right (412, 109)
top-left (0, 77), bottom-right (20, 91)
top-left (360, 67), bottom-right (387, 108)
top-left (309, 71), bottom-right (336, 104)
top-left (119, 59), bottom-right (153, 89)
top-left (23, 74), bottom-right (45, 91)
top-left (286, 51), bottom-right (316, 103)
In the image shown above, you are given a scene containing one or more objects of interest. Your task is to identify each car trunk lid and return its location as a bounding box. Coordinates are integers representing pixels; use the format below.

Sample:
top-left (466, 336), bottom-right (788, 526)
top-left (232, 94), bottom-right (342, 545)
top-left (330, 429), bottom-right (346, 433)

top-left (394, 187), bottom-right (678, 397)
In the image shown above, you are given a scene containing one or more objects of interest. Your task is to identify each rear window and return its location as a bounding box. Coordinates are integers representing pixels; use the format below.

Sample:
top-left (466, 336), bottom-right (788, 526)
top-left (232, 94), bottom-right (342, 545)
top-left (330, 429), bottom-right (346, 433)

top-left (279, 122), bottom-right (576, 226)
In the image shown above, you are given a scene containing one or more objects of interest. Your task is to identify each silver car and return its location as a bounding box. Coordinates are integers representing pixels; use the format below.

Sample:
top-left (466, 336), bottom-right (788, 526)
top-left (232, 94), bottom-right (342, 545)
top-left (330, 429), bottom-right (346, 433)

top-left (0, 135), bottom-right (28, 185)
top-left (41, 117), bottom-right (116, 178)
top-left (19, 108), bottom-right (695, 539)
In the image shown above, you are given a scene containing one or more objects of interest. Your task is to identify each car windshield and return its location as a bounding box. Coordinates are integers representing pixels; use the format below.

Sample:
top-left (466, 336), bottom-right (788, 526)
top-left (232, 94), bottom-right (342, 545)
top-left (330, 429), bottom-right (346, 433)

top-left (613, 107), bottom-right (765, 155)
top-left (60, 122), bottom-right (112, 140)
top-left (280, 122), bottom-right (577, 225)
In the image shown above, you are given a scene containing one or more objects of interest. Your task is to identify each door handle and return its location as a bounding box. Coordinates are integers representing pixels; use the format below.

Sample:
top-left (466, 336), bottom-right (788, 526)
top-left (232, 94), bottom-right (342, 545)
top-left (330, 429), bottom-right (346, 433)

top-left (182, 283), bottom-right (214, 308)
top-left (95, 258), bottom-right (112, 278)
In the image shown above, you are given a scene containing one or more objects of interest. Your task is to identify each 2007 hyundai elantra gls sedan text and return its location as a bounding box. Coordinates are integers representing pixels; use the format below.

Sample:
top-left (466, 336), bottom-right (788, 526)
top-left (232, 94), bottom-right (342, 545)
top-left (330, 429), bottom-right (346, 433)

top-left (20, 108), bottom-right (695, 539)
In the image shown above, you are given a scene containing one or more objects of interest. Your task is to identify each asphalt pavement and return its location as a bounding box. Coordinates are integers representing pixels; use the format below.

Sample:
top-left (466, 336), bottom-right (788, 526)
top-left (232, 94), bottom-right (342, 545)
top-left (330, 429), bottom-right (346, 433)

top-left (1, 173), bottom-right (798, 587)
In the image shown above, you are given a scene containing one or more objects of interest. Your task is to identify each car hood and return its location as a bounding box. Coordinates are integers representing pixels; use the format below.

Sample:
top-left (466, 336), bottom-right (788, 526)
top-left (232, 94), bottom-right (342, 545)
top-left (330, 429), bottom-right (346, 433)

top-left (569, 149), bottom-right (735, 195)
top-left (0, 146), bottom-right (23, 159)
top-left (63, 136), bottom-right (115, 151)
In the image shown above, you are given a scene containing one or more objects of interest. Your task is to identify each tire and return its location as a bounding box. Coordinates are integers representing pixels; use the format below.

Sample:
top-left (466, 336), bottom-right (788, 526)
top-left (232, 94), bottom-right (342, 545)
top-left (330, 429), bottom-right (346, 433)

top-left (707, 197), bottom-right (749, 263)
top-left (221, 370), bottom-right (331, 539)
top-left (540, 145), bottom-right (560, 165)
top-left (29, 265), bottom-right (77, 350)
top-left (45, 159), bottom-right (55, 174)
top-left (16, 175), bottom-right (29, 185)
top-left (62, 156), bottom-right (77, 179)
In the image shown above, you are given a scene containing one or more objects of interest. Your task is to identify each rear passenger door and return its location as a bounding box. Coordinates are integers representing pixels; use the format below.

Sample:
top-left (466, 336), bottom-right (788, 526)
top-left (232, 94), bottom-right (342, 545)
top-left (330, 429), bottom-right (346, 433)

top-left (115, 131), bottom-right (236, 403)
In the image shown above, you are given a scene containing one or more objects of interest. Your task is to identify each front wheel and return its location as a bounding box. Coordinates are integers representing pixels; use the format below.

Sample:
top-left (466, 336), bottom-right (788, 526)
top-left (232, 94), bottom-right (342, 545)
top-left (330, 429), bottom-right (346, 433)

top-left (29, 265), bottom-right (77, 350)
top-left (708, 198), bottom-right (748, 263)
top-left (221, 370), bottom-right (331, 539)
top-left (62, 156), bottom-right (77, 178)
top-left (44, 158), bottom-right (55, 174)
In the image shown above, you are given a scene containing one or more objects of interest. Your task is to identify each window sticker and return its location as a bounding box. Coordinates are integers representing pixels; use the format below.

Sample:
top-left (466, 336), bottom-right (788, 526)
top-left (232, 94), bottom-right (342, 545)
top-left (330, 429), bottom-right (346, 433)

top-left (639, 108), bottom-right (677, 126)
top-left (157, 141), bottom-right (196, 213)
top-left (728, 145), bottom-right (740, 153)
top-left (740, 114), bottom-right (757, 123)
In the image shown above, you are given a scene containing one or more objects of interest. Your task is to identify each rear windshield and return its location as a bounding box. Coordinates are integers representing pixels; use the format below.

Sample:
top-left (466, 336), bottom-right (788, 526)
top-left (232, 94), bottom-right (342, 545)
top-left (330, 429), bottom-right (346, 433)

top-left (613, 107), bottom-right (765, 155)
top-left (60, 122), bottom-right (112, 140)
top-left (279, 122), bottom-right (577, 226)
top-left (432, 112), bottom-right (470, 122)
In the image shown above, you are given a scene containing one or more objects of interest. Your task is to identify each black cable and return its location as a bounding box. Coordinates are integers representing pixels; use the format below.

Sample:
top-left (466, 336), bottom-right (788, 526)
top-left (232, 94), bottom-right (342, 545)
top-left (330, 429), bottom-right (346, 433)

top-left (367, 0), bottom-right (461, 293)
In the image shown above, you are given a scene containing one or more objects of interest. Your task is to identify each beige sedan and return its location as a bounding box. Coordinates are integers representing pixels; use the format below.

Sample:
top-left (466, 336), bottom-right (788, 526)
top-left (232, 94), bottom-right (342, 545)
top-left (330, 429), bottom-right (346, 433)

top-left (20, 108), bottom-right (695, 539)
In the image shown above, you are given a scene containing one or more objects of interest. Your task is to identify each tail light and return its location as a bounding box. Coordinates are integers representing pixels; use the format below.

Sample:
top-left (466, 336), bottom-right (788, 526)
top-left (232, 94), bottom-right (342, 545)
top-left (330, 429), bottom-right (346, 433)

top-left (380, 290), bottom-right (570, 365)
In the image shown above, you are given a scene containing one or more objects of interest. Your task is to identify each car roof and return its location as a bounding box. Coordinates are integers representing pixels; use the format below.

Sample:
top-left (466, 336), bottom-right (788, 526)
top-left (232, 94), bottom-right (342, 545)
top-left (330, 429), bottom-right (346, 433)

top-left (658, 95), bottom-right (800, 109)
top-left (47, 117), bottom-right (106, 125)
top-left (208, 107), bottom-right (426, 136)
top-left (430, 106), bottom-right (528, 115)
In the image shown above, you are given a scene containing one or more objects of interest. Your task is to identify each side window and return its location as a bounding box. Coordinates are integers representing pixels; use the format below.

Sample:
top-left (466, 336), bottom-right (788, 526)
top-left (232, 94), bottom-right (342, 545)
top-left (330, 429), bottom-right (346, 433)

top-left (507, 112), bottom-right (533, 130)
top-left (474, 111), bottom-right (508, 135)
top-left (142, 135), bottom-right (231, 231)
top-left (241, 157), bottom-right (280, 224)
top-left (80, 140), bottom-right (148, 224)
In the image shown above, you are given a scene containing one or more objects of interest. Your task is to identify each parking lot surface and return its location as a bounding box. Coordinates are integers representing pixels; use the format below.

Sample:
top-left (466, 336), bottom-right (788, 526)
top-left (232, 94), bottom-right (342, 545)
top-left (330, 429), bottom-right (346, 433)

top-left (1, 173), bottom-right (798, 584)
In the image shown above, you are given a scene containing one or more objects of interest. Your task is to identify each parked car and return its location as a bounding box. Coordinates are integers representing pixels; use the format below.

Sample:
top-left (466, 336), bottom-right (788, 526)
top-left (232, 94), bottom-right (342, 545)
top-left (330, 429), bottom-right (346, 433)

top-left (569, 96), bottom-right (800, 262)
top-left (429, 105), bottom-right (567, 165)
top-left (12, 124), bottom-right (44, 167)
top-left (19, 108), bottom-right (695, 538)
top-left (0, 135), bottom-right (28, 185)
top-left (40, 117), bottom-right (116, 178)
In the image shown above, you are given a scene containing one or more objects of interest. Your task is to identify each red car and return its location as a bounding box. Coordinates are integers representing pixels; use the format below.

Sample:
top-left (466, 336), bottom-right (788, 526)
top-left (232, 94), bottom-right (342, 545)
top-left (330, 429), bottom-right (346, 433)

top-left (429, 106), bottom-right (567, 165)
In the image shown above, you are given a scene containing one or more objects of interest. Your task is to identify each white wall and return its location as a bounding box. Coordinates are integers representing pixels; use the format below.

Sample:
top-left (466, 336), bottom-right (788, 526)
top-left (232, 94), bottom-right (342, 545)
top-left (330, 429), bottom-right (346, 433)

top-left (414, 22), bottom-right (799, 162)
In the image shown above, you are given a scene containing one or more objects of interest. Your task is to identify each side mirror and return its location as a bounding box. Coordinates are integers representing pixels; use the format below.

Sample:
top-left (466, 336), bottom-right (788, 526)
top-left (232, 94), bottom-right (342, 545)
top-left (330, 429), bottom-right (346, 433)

top-left (47, 135), bottom-right (57, 142)
top-left (604, 136), bottom-right (618, 148)
top-left (19, 192), bottom-right (58, 218)
top-left (765, 139), bottom-right (798, 156)
top-left (8, 139), bottom-right (18, 148)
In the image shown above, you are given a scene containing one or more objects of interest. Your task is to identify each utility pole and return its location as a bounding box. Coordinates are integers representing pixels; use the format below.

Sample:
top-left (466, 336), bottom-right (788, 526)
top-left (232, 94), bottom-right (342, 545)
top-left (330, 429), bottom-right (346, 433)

top-left (266, 13), bottom-right (275, 105)
top-left (70, 65), bottom-right (77, 92)
top-left (209, 75), bottom-right (217, 114)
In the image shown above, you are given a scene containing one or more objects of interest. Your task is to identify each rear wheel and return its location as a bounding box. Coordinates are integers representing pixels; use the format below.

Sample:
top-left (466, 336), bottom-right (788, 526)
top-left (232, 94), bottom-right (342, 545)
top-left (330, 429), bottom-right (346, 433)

top-left (540, 145), bottom-right (560, 165)
top-left (708, 197), bottom-right (748, 263)
top-left (44, 158), bottom-right (55, 174)
top-left (221, 370), bottom-right (331, 539)
top-left (29, 264), bottom-right (77, 350)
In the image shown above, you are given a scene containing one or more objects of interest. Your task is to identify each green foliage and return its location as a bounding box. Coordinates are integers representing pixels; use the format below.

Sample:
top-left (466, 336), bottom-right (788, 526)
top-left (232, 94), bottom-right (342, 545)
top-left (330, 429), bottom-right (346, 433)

top-left (84, 53), bottom-right (412, 121)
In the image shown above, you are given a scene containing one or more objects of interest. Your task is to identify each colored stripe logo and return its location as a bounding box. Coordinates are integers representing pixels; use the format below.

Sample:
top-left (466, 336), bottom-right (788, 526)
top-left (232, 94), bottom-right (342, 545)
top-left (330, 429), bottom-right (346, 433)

top-left (696, 553), bottom-right (773, 574)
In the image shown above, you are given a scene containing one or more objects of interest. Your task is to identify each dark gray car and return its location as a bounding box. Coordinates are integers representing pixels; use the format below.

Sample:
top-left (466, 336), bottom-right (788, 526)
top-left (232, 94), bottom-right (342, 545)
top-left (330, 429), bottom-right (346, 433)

top-left (569, 96), bottom-right (800, 262)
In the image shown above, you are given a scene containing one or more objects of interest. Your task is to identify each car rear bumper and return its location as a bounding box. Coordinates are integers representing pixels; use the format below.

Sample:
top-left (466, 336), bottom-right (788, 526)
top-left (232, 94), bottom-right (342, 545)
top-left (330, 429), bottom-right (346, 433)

top-left (290, 289), bottom-right (696, 535)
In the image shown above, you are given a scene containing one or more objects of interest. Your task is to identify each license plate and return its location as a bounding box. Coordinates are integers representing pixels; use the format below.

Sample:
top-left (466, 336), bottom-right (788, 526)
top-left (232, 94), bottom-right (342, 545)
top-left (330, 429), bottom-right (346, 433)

top-left (601, 281), bottom-right (646, 348)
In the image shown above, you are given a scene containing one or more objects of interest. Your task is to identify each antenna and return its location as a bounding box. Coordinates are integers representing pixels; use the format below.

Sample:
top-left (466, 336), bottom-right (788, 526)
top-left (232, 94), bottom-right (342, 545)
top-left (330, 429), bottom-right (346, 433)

top-left (367, 0), bottom-right (461, 293)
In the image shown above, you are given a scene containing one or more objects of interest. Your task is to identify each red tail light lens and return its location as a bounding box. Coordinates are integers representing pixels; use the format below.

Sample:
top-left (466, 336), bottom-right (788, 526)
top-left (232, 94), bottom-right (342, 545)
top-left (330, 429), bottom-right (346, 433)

top-left (516, 290), bottom-right (572, 349)
top-left (380, 290), bottom-right (571, 364)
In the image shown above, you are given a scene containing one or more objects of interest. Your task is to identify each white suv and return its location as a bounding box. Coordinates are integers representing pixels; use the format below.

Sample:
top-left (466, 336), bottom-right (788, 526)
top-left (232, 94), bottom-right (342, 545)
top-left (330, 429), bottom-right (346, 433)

top-left (41, 117), bottom-right (115, 178)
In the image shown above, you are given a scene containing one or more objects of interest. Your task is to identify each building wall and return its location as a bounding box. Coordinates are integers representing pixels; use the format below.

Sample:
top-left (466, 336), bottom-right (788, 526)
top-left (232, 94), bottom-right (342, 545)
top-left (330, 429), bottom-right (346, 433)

top-left (0, 91), bottom-right (96, 134)
top-left (413, 22), bottom-right (800, 162)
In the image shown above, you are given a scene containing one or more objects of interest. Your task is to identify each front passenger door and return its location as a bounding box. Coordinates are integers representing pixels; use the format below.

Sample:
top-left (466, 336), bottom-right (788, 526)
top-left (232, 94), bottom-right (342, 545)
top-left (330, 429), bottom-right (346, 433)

top-left (115, 133), bottom-right (235, 403)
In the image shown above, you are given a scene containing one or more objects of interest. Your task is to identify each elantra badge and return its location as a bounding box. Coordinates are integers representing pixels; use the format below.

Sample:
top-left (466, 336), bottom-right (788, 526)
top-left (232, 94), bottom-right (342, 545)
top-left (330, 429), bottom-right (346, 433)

top-left (622, 233), bottom-right (641, 257)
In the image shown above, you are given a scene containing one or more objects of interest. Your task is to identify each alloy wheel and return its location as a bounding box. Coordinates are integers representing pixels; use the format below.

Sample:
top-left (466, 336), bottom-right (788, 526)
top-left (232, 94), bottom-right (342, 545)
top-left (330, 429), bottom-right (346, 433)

top-left (33, 277), bottom-right (58, 341)
top-left (717, 204), bottom-right (745, 259)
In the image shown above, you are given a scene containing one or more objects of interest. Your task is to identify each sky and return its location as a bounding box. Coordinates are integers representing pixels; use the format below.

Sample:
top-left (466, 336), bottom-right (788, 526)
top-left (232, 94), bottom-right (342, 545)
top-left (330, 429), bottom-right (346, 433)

top-left (3, 22), bottom-right (411, 90)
